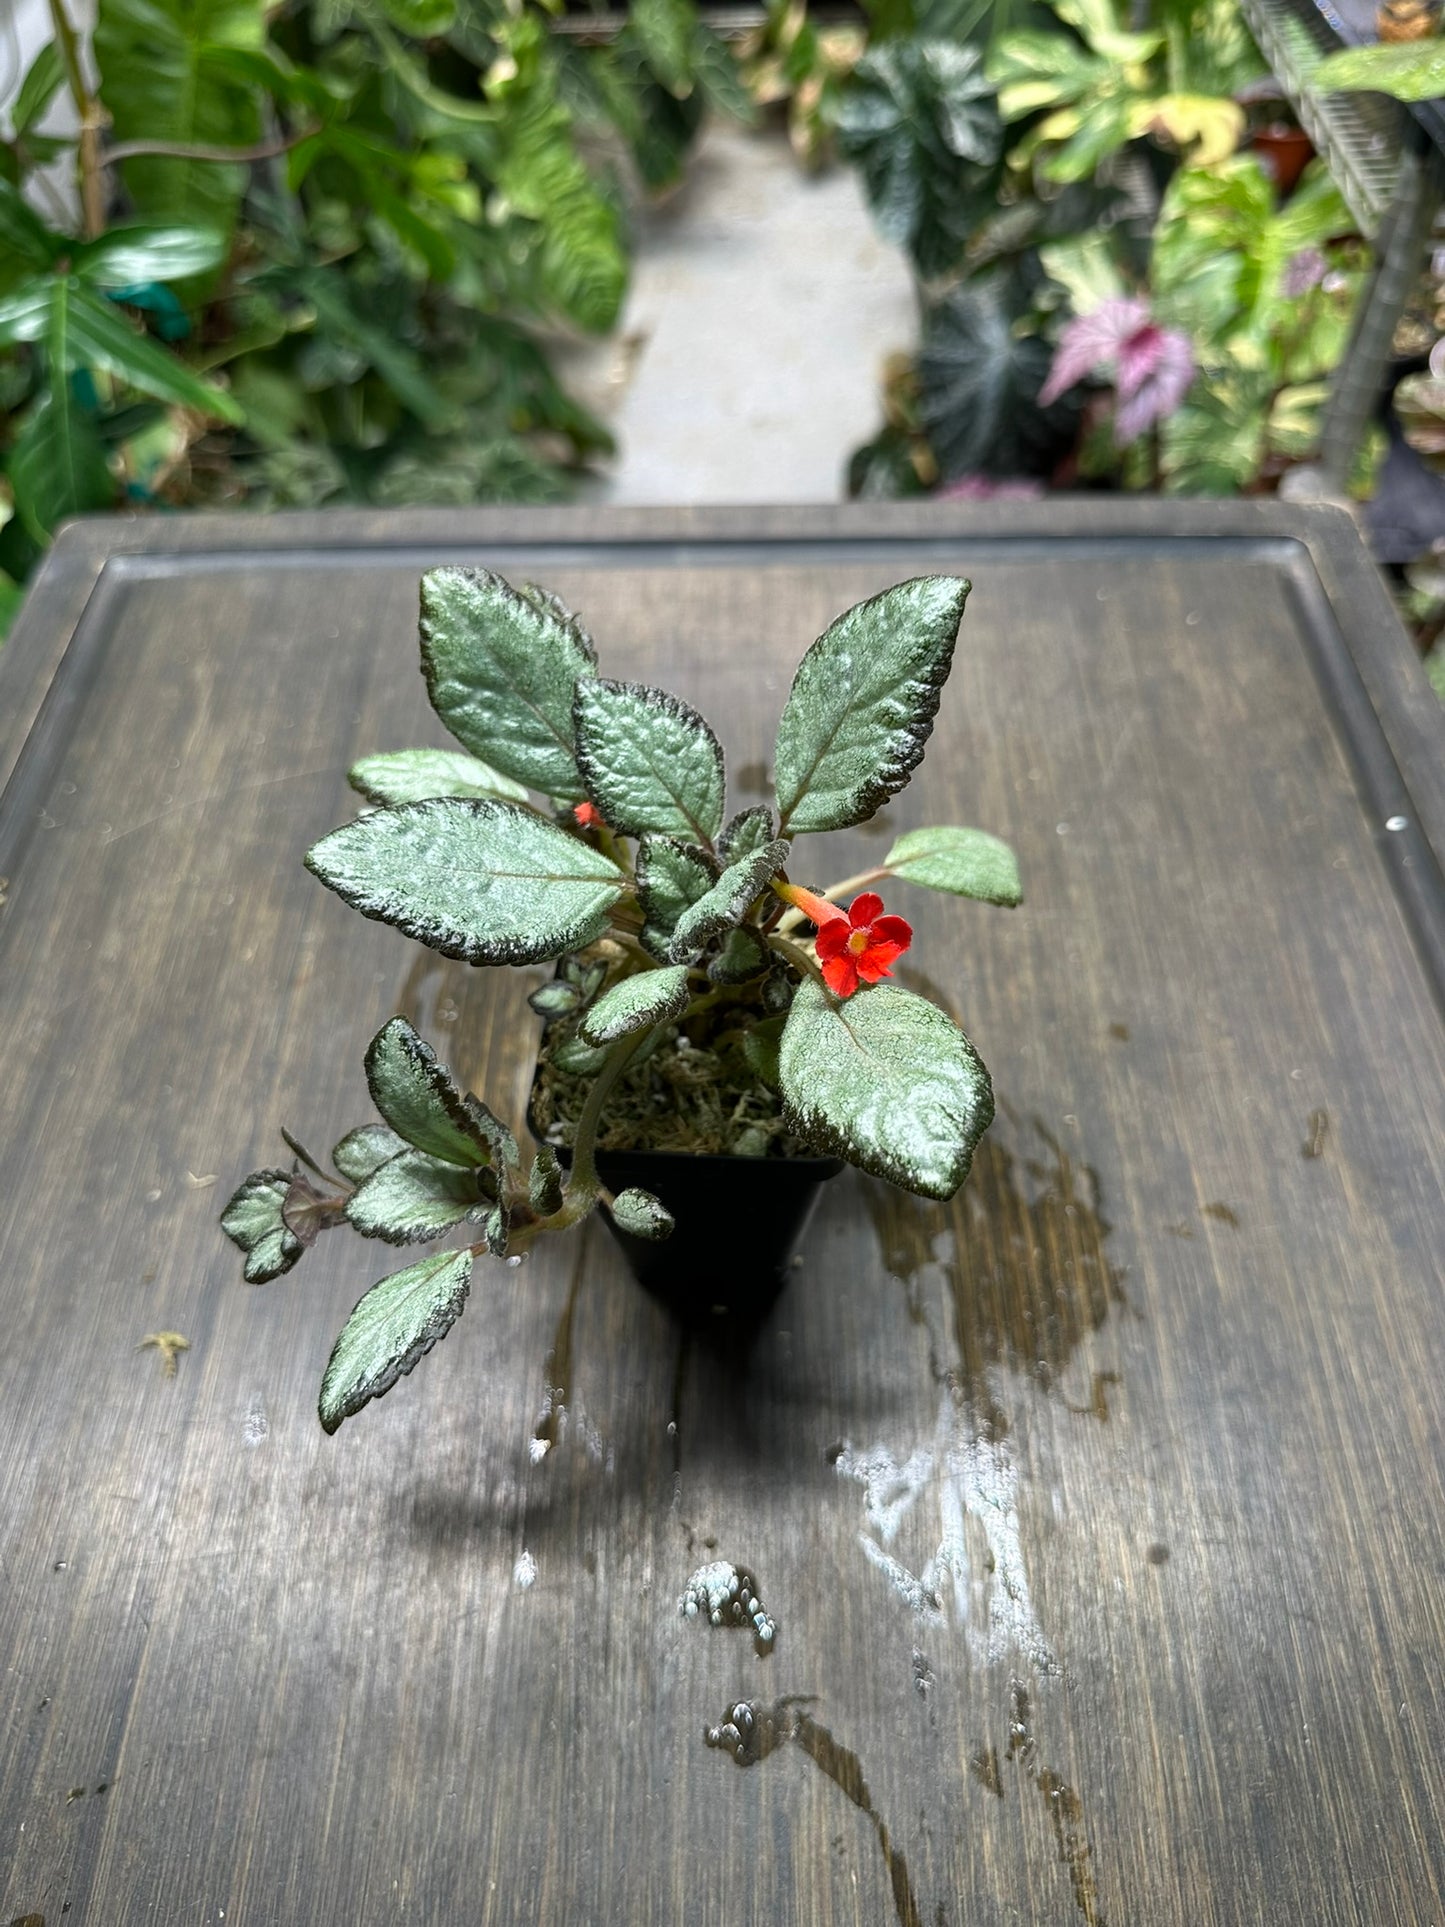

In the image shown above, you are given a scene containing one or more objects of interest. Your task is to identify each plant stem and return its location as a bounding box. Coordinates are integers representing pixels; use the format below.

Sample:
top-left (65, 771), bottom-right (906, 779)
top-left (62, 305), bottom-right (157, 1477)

top-left (565, 1026), bottom-right (652, 1203)
top-left (103, 126), bottom-right (318, 166)
top-left (47, 0), bottom-right (105, 239)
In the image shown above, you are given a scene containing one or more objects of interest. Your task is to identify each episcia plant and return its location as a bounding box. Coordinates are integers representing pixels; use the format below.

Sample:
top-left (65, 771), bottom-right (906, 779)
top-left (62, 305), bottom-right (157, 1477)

top-left (221, 569), bottom-right (1022, 1434)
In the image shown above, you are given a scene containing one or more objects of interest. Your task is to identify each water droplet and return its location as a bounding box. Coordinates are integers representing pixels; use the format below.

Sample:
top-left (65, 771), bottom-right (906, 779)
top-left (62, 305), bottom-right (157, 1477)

top-left (513, 1550), bottom-right (537, 1589)
top-left (505, 1254), bottom-right (523, 1268)
top-left (59, 781), bottom-right (77, 795)
top-left (1056, 822), bottom-right (1070, 836)
top-left (1185, 612), bottom-right (1201, 626)
top-left (1386, 815), bottom-right (1408, 833)
top-left (38, 812), bottom-right (56, 829)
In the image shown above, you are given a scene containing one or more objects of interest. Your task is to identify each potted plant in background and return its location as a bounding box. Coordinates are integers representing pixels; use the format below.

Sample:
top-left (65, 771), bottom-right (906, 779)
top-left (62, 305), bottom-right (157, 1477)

top-left (222, 569), bottom-right (1021, 1432)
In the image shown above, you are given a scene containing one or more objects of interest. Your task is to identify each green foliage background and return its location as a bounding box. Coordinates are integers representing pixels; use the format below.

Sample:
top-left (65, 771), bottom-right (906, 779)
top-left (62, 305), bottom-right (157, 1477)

top-left (0, 0), bottom-right (748, 622)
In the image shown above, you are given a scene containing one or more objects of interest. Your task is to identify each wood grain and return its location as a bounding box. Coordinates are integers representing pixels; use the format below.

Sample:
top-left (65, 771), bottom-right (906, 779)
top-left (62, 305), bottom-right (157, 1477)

top-left (0, 504), bottom-right (1442, 1926)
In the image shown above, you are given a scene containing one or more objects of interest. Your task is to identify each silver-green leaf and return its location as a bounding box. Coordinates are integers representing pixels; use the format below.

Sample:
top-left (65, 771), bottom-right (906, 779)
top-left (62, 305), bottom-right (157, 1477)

top-left (348, 748), bottom-right (529, 808)
top-left (773, 577), bottom-right (970, 834)
top-left (220, 1169), bottom-right (305, 1284)
top-left (319, 1247), bottom-right (474, 1435)
top-left (778, 979), bottom-right (993, 1200)
top-left (718, 805), bottom-right (776, 863)
top-left (637, 835), bottom-right (716, 957)
top-left (885, 825), bottom-right (1021, 905)
top-left (332, 1123), bottom-right (409, 1183)
top-left (346, 1150), bottom-right (482, 1244)
top-left (364, 1017), bottom-right (502, 1167)
top-left (579, 963), bottom-right (692, 1045)
top-left (709, 926), bottom-right (769, 984)
top-left (420, 567), bottom-right (597, 800)
top-left (574, 679), bottom-right (726, 843)
top-left (610, 1188), bottom-right (675, 1240)
top-left (668, 839), bottom-right (791, 962)
top-left (307, 798), bottom-right (627, 966)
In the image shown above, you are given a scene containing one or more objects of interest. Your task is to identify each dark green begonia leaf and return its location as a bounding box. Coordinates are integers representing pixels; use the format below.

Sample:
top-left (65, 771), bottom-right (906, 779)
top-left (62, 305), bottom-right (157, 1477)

top-left (346, 1149), bottom-right (482, 1244)
top-left (773, 578), bottom-right (969, 834)
top-left (364, 1016), bottom-right (508, 1168)
top-left (778, 979), bottom-right (993, 1200)
top-left (574, 678), bottom-right (726, 843)
top-left (420, 567), bottom-right (597, 801)
top-left (220, 1168), bottom-right (305, 1283)
top-left (885, 825), bottom-right (1021, 904)
top-left (481, 1205), bottom-right (509, 1257)
top-left (348, 747), bottom-right (529, 809)
top-left (332, 1123), bottom-right (408, 1183)
top-left (718, 805), bottom-right (776, 863)
top-left (668, 839), bottom-right (791, 962)
top-left (579, 963), bottom-right (691, 1045)
top-left (307, 798), bottom-right (627, 967)
top-left (318, 1246), bottom-right (473, 1435)
top-left (610, 1187), bottom-right (675, 1240)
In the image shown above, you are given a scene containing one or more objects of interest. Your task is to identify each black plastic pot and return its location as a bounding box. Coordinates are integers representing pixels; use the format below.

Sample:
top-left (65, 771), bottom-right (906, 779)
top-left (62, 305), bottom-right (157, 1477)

top-left (535, 1080), bottom-right (843, 1331)
top-left (591, 1142), bottom-right (844, 1329)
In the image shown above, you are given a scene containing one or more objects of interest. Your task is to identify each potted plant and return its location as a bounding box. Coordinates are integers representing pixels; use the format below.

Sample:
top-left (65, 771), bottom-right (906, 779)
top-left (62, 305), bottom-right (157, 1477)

top-left (221, 567), bottom-right (1021, 1432)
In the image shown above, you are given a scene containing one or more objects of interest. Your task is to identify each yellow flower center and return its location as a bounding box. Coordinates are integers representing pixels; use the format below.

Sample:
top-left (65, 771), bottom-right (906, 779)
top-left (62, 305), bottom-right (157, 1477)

top-left (848, 928), bottom-right (870, 955)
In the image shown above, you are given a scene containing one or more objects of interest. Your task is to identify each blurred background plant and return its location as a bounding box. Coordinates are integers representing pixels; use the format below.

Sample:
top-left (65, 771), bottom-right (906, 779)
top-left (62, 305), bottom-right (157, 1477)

top-left (0, 0), bottom-right (746, 628)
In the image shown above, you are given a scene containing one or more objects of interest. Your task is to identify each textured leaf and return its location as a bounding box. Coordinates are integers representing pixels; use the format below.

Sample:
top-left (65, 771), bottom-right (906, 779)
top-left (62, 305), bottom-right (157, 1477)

top-left (420, 567), bottom-right (597, 800)
top-left (552, 1035), bottom-right (611, 1075)
top-left (529, 1145), bottom-right (564, 1217)
top-left (743, 1014), bottom-right (786, 1089)
top-left (574, 679), bottom-right (726, 843)
top-left (319, 1247), bottom-right (473, 1434)
top-left (774, 580), bottom-right (967, 834)
top-left (348, 748), bottom-right (530, 808)
top-left (610, 1187), bottom-right (675, 1240)
top-left (637, 835), bottom-right (716, 955)
top-left (528, 979), bottom-right (583, 1020)
top-left (718, 805), bottom-right (777, 863)
top-left (709, 927), bottom-right (769, 984)
top-left (74, 224), bottom-right (229, 287)
top-left (779, 980), bottom-right (994, 1199)
top-left (364, 1016), bottom-right (506, 1167)
top-left (282, 1175), bottom-right (348, 1247)
top-left (307, 798), bottom-right (626, 966)
top-left (518, 582), bottom-right (596, 656)
top-left (885, 826), bottom-right (1022, 904)
top-left (579, 964), bottom-right (692, 1045)
top-left (220, 1169), bottom-right (305, 1283)
top-left (346, 1149), bottom-right (481, 1244)
top-left (332, 1123), bottom-right (408, 1183)
top-left (668, 840), bottom-right (791, 961)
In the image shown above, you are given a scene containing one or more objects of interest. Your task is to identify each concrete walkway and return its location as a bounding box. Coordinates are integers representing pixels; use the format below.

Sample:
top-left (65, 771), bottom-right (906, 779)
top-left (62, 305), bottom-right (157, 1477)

top-left (560, 118), bottom-right (915, 504)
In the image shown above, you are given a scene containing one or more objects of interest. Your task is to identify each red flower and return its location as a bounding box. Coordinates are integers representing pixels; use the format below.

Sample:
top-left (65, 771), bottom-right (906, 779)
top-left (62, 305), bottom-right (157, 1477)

top-left (814, 893), bottom-right (912, 999)
top-left (573, 801), bottom-right (601, 829)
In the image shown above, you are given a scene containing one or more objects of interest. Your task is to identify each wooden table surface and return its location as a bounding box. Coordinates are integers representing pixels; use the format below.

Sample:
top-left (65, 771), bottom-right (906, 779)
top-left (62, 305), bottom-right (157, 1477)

top-left (2, 501), bottom-right (1444, 1927)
